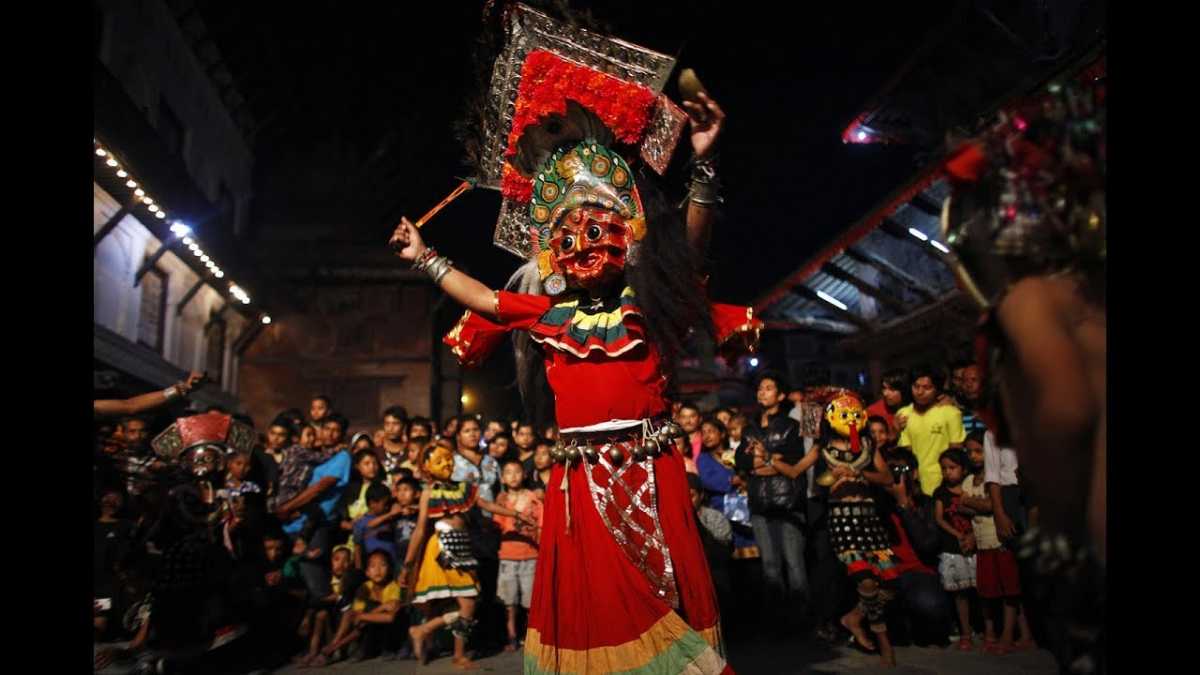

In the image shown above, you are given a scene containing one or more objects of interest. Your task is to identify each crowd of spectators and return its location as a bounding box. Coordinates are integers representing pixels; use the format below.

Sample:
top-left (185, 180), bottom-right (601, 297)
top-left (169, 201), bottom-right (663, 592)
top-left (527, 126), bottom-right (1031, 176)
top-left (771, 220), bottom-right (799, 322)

top-left (93, 354), bottom-right (1044, 672)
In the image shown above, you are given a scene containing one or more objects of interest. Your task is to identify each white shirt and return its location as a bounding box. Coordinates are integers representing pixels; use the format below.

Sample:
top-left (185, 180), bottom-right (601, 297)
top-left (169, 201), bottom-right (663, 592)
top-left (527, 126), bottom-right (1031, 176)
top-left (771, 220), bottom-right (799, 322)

top-left (982, 430), bottom-right (1020, 487)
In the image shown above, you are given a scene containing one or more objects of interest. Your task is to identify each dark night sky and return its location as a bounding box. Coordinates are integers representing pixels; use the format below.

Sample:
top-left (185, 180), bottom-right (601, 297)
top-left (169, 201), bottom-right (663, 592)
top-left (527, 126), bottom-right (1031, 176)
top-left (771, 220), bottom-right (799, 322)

top-left (195, 1), bottom-right (954, 304)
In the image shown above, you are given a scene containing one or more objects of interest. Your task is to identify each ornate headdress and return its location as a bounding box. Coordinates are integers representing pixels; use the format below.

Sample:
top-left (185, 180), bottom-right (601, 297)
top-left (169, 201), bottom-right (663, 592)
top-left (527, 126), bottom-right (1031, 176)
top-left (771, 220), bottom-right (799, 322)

top-left (151, 411), bottom-right (257, 478)
top-left (472, 4), bottom-right (689, 292)
top-left (941, 57), bottom-right (1106, 310)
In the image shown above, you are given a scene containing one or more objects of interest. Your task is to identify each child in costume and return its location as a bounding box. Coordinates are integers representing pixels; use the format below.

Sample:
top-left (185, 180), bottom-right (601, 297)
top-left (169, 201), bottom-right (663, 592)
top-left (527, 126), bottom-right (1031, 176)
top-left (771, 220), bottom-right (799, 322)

top-left (389, 7), bottom-right (761, 673)
top-left (401, 444), bottom-right (533, 668)
top-left (788, 393), bottom-right (898, 666)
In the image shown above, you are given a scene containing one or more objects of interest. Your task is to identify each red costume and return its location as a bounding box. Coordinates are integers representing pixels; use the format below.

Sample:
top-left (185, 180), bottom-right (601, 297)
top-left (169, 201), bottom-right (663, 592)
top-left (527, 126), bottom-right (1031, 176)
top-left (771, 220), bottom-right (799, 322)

top-left (447, 290), bottom-right (754, 674)
top-left (431, 6), bottom-right (762, 671)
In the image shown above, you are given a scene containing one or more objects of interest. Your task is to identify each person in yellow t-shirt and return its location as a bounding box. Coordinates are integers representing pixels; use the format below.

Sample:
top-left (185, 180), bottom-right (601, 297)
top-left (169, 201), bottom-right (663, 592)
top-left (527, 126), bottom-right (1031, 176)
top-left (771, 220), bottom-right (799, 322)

top-left (897, 366), bottom-right (966, 496)
top-left (318, 550), bottom-right (403, 663)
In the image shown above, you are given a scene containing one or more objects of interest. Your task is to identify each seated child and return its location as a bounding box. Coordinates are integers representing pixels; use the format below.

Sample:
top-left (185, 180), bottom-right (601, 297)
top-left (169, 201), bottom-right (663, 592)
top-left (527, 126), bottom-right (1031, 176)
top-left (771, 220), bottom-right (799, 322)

top-left (294, 544), bottom-right (362, 666)
top-left (322, 550), bottom-right (403, 662)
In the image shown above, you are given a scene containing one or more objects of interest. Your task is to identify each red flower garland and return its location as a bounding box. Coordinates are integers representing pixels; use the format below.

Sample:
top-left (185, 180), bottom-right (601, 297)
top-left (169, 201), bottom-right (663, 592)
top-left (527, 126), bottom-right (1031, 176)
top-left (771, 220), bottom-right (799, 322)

top-left (501, 162), bottom-right (533, 202)
top-left (504, 50), bottom-right (657, 161)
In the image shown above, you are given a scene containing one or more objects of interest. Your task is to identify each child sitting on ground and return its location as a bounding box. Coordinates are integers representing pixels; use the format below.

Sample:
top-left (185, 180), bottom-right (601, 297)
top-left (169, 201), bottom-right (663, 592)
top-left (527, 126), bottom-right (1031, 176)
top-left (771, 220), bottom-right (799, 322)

top-left (322, 550), bottom-right (404, 662)
top-left (964, 432), bottom-right (1036, 654)
top-left (295, 544), bottom-right (362, 666)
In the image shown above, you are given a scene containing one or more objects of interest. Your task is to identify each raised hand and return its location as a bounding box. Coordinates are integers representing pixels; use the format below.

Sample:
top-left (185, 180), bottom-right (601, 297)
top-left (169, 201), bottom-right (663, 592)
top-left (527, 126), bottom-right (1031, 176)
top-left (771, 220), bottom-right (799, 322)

top-left (682, 91), bottom-right (725, 159)
top-left (388, 217), bottom-right (426, 262)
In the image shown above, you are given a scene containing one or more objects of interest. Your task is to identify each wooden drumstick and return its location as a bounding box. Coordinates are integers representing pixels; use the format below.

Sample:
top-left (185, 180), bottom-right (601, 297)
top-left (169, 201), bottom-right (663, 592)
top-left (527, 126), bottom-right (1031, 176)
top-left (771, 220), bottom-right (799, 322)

top-left (412, 178), bottom-right (475, 229)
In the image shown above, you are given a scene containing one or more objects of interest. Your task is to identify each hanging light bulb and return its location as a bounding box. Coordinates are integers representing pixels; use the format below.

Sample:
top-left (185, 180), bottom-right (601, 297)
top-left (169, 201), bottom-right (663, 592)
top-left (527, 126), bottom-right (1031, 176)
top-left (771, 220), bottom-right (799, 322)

top-left (95, 148), bottom-right (107, 157)
top-left (106, 158), bottom-right (119, 168)
top-left (142, 196), bottom-right (154, 205)
top-left (116, 170), bottom-right (128, 178)
top-left (126, 180), bottom-right (137, 188)
top-left (155, 211), bottom-right (166, 219)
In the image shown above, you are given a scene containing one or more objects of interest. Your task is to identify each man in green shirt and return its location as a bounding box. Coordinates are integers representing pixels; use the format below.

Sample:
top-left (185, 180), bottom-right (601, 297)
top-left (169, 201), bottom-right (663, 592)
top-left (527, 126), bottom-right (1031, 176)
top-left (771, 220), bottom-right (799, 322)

top-left (897, 365), bottom-right (966, 496)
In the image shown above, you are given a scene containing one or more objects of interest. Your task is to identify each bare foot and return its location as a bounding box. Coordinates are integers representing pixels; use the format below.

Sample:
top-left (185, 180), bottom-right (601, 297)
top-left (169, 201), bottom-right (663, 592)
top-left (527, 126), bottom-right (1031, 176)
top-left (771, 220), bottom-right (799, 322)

top-left (409, 626), bottom-right (427, 665)
top-left (840, 613), bottom-right (876, 652)
top-left (453, 656), bottom-right (481, 670)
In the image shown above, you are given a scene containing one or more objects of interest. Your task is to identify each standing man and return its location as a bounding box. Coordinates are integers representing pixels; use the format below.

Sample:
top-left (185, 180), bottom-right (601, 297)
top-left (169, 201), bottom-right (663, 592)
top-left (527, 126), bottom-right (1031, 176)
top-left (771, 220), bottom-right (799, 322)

top-left (896, 365), bottom-right (965, 496)
top-left (274, 413), bottom-right (354, 600)
top-left (736, 373), bottom-right (812, 633)
top-left (956, 364), bottom-right (992, 437)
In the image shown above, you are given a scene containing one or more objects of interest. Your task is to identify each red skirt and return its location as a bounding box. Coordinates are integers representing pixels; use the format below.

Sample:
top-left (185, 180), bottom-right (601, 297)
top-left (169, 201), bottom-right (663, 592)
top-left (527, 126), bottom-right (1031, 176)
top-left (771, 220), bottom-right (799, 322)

top-left (525, 444), bottom-right (733, 674)
top-left (976, 548), bottom-right (1021, 599)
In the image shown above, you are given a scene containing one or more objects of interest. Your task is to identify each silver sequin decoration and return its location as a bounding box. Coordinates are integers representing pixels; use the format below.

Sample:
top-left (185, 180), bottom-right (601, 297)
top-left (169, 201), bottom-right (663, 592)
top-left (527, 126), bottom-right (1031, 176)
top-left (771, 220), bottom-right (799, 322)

top-left (483, 4), bottom-right (678, 259)
top-left (583, 436), bottom-right (680, 609)
top-left (639, 95), bottom-right (688, 175)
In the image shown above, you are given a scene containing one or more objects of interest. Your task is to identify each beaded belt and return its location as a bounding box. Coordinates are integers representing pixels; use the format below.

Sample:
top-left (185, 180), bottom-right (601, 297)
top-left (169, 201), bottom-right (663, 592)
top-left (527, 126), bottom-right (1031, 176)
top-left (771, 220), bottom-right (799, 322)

top-left (553, 417), bottom-right (685, 465)
top-left (550, 416), bottom-right (687, 608)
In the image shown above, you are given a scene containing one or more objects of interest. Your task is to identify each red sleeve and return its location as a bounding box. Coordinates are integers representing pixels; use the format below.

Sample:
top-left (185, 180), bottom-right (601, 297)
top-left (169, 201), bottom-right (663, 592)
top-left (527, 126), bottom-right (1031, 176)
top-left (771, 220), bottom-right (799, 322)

top-left (442, 292), bottom-right (553, 368)
top-left (497, 291), bottom-right (553, 328)
top-left (443, 310), bottom-right (509, 368)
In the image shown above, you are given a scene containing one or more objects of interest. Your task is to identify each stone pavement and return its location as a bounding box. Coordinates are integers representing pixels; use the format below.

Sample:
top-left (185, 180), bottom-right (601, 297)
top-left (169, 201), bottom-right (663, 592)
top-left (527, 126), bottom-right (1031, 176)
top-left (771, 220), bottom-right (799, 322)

top-left (266, 637), bottom-right (1059, 674)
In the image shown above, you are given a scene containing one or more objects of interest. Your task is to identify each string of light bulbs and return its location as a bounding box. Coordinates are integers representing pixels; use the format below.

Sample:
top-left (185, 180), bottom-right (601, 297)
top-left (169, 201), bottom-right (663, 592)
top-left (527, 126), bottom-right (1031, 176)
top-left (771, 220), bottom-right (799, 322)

top-left (94, 139), bottom-right (271, 325)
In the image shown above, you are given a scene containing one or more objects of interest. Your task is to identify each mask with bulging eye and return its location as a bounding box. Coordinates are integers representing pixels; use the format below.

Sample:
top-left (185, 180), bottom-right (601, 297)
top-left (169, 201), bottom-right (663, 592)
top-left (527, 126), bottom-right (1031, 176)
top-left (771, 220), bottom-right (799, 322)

top-left (182, 444), bottom-right (226, 478)
top-left (549, 207), bottom-right (633, 291)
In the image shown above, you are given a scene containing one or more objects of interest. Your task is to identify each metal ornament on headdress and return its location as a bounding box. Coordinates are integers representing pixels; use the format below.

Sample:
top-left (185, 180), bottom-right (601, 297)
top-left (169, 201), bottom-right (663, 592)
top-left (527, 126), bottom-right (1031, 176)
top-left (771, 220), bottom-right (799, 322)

top-left (151, 411), bottom-right (257, 461)
top-left (477, 4), bottom-right (687, 260)
top-left (941, 69), bottom-right (1105, 310)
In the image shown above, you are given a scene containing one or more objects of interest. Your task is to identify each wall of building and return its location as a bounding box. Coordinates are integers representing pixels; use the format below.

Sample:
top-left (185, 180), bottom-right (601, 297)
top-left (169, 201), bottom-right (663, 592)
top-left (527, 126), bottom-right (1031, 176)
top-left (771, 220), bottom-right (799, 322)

top-left (239, 283), bottom-right (436, 436)
top-left (94, 182), bottom-right (247, 399)
top-left (96, 0), bottom-right (253, 236)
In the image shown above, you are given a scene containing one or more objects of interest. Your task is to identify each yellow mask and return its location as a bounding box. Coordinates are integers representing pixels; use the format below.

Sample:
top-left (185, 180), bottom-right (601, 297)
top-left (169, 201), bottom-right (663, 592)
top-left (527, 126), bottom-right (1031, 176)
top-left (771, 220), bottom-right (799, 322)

top-left (423, 446), bottom-right (455, 482)
top-left (825, 394), bottom-right (867, 440)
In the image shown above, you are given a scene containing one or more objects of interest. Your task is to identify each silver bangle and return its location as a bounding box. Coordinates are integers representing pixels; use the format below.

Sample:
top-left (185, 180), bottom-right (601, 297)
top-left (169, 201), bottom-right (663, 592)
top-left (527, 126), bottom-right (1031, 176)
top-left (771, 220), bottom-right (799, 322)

top-left (687, 155), bottom-right (722, 206)
top-left (163, 386), bottom-right (179, 400)
top-left (426, 256), bottom-right (454, 284)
